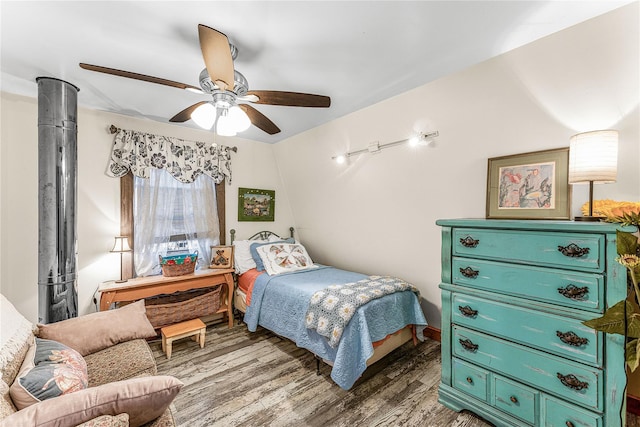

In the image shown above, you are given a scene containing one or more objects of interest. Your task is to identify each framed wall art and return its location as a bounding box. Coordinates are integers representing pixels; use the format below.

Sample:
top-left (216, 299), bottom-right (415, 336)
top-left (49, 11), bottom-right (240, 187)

top-left (209, 245), bottom-right (234, 269)
top-left (238, 187), bottom-right (275, 222)
top-left (486, 147), bottom-right (571, 220)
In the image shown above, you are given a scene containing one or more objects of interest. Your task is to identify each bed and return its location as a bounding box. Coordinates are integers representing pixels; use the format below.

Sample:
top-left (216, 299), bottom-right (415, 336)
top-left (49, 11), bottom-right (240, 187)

top-left (230, 228), bottom-right (428, 390)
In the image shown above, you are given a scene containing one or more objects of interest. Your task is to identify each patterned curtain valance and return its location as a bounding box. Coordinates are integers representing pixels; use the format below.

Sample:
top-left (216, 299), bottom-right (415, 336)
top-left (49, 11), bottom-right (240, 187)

top-left (106, 128), bottom-right (233, 184)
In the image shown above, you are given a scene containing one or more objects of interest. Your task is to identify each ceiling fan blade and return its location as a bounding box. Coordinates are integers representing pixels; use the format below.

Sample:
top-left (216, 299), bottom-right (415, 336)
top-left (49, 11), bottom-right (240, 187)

top-left (239, 104), bottom-right (281, 135)
top-left (169, 101), bottom-right (209, 123)
top-left (79, 63), bottom-right (203, 93)
top-left (246, 90), bottom-right (331, 108)
top-left (198, 24), bottom-right (235, 92)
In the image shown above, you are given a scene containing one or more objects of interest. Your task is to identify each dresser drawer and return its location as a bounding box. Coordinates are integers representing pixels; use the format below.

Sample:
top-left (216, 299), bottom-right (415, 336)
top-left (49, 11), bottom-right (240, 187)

top-left (452, 358), bottom-right (488, 402)
top-left (452, 293), bottom-right (600, 366)
top-left (453, 326), bottom-right (603, 411)
top-left (543, 395), bottom-right (603, 427)
top-left (452, 228), bottom-right (604, 272)
top-left (494, 376), bottom-right (537, 425)
top-left (452, 257), bottom-right (604, 313)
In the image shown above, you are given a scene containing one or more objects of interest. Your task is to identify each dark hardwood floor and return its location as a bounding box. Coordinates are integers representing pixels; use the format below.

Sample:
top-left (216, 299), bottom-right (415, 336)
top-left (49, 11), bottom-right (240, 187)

top-left (150, 322), bottom-right (638, 427)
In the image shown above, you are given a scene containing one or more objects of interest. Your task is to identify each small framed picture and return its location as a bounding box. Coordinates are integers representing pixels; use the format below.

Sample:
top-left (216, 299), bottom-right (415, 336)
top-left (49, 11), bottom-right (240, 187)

top-left (209, 245), bottom-right (234, 269)
top-left (486, 147), bottom-right (571, 220)
top-left (238, 187), bottom-right (275, 221)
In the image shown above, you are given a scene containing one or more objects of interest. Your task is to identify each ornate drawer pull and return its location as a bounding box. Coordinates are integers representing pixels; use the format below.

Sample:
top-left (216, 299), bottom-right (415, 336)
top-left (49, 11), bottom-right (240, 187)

top-left (556, 331), bottom-right (589, 347)
top-left (458, 305), bottom-right (478, 317)
top-left (509, 396), bottom-right (518, 404)
top-left (459, 338), bottom-right (478, 352)
top-left (566, 422), bottom-right (575, 427)
top-left (557, 243), bottom-right (590, 258)
top-left (460, 236), bottom-right (479, 248)
top-left (459, 267), bottom-right (479, 278)
top-left (557, 284), bottom-right (589, 300)
top-left (466, 377), bottom-right (473, 384)
top-left (557, 373), bottom-right (588, 390)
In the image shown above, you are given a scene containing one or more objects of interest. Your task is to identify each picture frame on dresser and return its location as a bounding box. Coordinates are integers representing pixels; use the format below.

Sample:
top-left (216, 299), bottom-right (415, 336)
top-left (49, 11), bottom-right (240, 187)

top-left (486, 147), bottom-right (571, 220)
top-left (209, 245), bottom-right (234, 269)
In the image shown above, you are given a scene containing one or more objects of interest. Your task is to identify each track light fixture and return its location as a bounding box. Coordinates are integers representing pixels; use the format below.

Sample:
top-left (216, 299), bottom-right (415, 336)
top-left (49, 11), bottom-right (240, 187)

top-left (332, 131), bottom-right (439, 163)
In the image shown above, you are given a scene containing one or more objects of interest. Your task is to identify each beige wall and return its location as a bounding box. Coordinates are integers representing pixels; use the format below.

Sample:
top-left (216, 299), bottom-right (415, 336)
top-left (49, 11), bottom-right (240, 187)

top-left (0, 94), bottom-right (294, 322)
top-left (273, 4), bottom-right (639, 327)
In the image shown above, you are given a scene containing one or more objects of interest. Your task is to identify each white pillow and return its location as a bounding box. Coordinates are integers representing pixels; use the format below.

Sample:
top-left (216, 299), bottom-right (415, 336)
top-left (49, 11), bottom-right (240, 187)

top-left (256, 243), bottom-right (317, 276)
top-left (233, 234), bottom-right (292, 274)
top-left (233, 239), bottom-right (267, 275)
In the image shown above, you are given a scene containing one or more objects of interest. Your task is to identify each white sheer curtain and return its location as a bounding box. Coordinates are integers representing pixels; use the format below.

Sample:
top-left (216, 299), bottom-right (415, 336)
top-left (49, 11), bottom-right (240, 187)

top-left (133, 168), bottom-right (220, 277)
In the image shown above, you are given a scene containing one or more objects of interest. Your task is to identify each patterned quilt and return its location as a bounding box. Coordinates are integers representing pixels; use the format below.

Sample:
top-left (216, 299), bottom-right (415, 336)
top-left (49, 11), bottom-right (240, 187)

top-left (305, 276), bottom-right (419, 348)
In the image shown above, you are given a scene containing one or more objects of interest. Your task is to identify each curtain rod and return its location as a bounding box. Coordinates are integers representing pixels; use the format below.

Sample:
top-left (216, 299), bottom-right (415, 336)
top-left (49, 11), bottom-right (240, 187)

top-left (108, 124), bottom-right (238, 153)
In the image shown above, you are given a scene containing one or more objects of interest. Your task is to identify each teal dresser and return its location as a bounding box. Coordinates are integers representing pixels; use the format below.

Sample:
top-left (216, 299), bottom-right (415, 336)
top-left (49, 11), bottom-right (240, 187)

top-left (437, 219), bottom-right (632, 427)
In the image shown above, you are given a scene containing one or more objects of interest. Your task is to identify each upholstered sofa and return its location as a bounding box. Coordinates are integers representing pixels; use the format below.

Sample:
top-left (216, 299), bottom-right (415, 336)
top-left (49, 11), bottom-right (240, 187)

top-left (0, 294), bottom-right (182, 427)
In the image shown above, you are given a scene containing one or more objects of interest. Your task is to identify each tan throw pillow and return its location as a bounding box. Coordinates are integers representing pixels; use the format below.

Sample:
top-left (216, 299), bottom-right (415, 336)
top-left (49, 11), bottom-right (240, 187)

top-left (0, 379), bottom-right (17, 420)
top-left (37, 300), bottom-right (156, 356)
top-left (0, 375), bottom-right (183, 427)
top-left (0, 294), bottom-right (36, 383)
top-left (10, 338), bottom-right (88, 410)
top-left (77, 413), bottom-right (129, 427)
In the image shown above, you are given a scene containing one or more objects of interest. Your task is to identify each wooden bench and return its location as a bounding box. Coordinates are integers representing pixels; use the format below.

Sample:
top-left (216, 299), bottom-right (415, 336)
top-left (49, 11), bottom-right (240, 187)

top-left (160, 318), bottom-right (206, 359)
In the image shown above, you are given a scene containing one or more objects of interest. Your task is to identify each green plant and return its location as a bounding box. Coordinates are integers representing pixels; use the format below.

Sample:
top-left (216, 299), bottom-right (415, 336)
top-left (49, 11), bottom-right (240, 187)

top-left (583, 229), bottom-right (640, 370)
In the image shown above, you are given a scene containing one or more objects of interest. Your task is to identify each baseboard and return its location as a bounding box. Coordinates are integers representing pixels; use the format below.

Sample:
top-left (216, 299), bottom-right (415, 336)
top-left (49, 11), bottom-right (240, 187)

top-left (628, 394), bottom-right (640, 415)
top-left (423, 325), bottom-right (441, 342)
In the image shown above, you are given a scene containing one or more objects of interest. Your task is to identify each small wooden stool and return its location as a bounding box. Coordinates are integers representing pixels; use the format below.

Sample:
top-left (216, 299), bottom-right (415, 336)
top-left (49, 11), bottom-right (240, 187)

top-left (160, 318), bottom-right (206, 359)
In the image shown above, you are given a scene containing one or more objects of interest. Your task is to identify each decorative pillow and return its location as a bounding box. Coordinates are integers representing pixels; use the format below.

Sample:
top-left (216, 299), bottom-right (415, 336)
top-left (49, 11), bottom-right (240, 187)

top-left (250, 238), bottom-right (295, 271)
top-left (77, 413), bottom-right (129, 427)
top-left (10, 338), bottom-right (88, 410)
top-left (0, 294), bottom-right (36, 384)
top-left (0, 379), bottom-right (17, 420)
top-left (37, 300), bottom-right (156, 356)
top-left (256, 243), bottom-right (317, 276)
top-left (0, 375), bottom-right (183, 427)
top-left (233, 234), bottom-right (291, 274)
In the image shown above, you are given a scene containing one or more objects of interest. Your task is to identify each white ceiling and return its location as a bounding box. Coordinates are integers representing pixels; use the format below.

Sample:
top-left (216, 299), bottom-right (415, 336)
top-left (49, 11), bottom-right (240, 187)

top-left (0, 1), bottom-right (633, 143)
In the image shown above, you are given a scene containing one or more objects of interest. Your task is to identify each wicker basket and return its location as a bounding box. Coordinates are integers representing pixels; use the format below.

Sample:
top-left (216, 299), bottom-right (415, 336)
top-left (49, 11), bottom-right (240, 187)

top-left (144, 286), bottom-right (222, 329)
top-left (159, 253), bottom-right (198, 277)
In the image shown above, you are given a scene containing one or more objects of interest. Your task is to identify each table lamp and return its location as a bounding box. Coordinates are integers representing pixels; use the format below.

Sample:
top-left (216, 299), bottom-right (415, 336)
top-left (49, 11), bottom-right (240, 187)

top-left (568, 130), bottom-right (618, 221)
top-left (110, 236), bottom-right (132, 283)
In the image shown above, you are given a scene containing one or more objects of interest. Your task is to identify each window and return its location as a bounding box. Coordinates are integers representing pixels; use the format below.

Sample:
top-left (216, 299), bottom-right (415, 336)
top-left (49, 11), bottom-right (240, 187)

top-left (111, 129), bottom-right (231, 280)
top-left (131, 169), bottom-right (220, 276)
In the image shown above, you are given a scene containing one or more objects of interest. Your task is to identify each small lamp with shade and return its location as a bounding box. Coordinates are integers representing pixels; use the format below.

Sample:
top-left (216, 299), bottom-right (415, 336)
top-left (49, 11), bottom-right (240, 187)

top-left (568, 130), bottom-right (619, 221)
top-left (110, 236), bottom-right (132, 283)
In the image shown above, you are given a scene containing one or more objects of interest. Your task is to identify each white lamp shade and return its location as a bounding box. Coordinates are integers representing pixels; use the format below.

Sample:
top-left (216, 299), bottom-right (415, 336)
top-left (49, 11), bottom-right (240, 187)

top-left (568, 130), bottom-right (618, 184)
top-left (216, 112), bottom-right (237, 136)
top-left (191, 103), bottom-right (216, 130)
top-left (228, 105), bottom-right (251, 132)
top-left (110, 236), bottom-right (131, 253)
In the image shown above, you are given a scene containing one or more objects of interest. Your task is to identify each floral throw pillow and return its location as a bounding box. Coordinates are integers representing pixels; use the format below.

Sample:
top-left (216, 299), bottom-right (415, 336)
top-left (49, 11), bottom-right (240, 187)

top-left (256, 243), bottom-right (317, 275)
top-left (9, 337), bottom-right (88, 409)
top-left (250, 238), bottom-right (296, 271)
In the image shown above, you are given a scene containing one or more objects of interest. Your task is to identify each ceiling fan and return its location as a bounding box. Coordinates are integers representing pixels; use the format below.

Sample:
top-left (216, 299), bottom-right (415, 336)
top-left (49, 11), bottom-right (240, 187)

top-left (80, 24), bottom-right (331, 136)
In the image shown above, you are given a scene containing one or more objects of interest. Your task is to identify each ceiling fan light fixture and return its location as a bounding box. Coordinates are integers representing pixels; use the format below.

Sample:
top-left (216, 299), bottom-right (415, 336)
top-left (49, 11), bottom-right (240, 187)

top-left (228, 105), bottom-right (251, 132)
top-left (191, 102), bottom-right (216, 130)
top-left (216, 118), bottom-right (237, 136)
top-left (216, 109), bottom-right (237, 136)
top-left (80, 25), bottom-right (330, 138)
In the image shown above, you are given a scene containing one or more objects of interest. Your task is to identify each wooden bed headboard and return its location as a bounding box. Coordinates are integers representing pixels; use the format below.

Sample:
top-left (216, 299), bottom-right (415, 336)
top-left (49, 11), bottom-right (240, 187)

top-left (230, 227), bottom-right (295, 244)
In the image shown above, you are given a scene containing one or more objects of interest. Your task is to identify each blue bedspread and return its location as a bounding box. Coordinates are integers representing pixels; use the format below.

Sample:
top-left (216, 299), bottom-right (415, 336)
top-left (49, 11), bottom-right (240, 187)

top-left (243, 265), bottom-right (428, 389)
